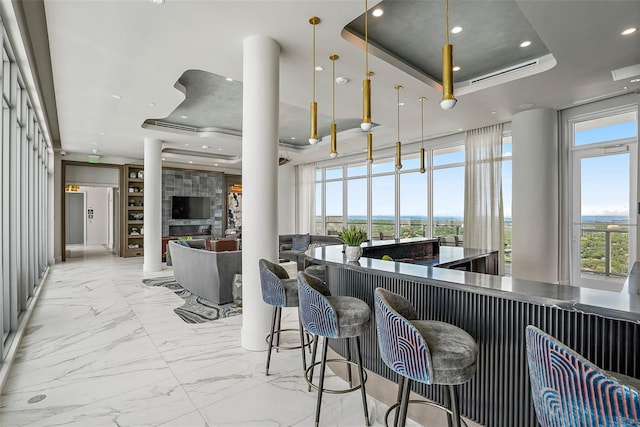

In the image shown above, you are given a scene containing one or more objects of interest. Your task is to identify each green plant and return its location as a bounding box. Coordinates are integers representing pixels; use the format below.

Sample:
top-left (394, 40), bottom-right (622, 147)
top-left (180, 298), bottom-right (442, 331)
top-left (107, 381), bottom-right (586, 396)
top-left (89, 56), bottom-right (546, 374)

top-left (337, 225), bottom-right (368, 246)
top-left (381, 255), bottom-right (393, 261)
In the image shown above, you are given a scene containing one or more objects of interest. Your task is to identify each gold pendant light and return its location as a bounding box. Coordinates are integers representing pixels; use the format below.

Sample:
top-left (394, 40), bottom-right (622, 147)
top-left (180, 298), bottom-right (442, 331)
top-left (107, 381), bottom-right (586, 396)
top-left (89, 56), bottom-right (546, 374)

top-left (395, 85), bottom-right (403, 170)
top-left (361, 0), bottom-right (373, 132)
top-left (329, 54), bottom-right (339, 158)
top-left (309, 16), bottom-right (321, 144)
top-left (440, 0), bottom-right (457, 110)
top-left (419, 96), bottom-right (426, 173)
top-left (366, 132), bottom-right (373, 163)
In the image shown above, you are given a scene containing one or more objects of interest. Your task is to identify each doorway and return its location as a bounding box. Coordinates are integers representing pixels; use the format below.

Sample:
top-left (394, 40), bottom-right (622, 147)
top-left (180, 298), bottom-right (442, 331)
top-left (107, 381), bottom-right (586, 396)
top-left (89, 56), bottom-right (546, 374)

top-left (569, 113), bottom-right (637, 290)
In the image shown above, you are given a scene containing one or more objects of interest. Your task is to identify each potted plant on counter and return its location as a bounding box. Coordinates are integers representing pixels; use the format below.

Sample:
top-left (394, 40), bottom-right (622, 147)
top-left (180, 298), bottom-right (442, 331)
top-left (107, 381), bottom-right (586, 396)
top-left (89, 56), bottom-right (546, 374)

top-left (337, 225), bottom-right (368, 262)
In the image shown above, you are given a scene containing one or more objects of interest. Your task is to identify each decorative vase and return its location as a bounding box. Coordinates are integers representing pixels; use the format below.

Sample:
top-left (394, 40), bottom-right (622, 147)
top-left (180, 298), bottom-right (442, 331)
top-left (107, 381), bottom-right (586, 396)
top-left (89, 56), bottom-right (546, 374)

top-left (345, 246), bottom-right (363, 262)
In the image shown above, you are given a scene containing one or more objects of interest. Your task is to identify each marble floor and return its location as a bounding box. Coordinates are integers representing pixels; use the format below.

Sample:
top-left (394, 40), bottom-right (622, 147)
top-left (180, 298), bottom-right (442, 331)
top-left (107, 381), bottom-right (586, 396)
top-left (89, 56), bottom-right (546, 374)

top-left (0, 246), bottom-right (411, 427)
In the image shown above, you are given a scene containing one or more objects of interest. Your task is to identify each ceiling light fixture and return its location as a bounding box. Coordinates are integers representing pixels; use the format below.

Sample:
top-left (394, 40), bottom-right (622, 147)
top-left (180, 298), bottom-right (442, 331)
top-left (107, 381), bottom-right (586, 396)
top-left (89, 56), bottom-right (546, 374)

top-left (520, 40), bottom-right (532, 48)
top-left (372, 8), bottom-right (383, 17)
top-left (631, 78), bottom-right (640, 83)
top-left (621, 27), bottom-right (637, 36)
top-left (111, 94), bottom-right (121, 99)
top-left (366, 132), bottom-right (373, 164)
top-left (180, 115), bottom-right (188, 119)
top-left (440, 0), bottom-right (457, 110)
top-left (150, 0), bottom-right (164, 4)
top-left (419, 97), bottom-right (426, 173)
top-left (226, 77), bottom-right (233, 82)
top-left (395, 85), bottom-right (403, 170)
top-left (329, 54), bottom-right (339, 158)
top-left (451, 26), bottom-right (463, 34)
top-left (453, 66), bottom-right (461, 72)
top-left (309, 16), bottom-right (321, 145)
top-left (315, 66), bottom-right (324, 71)
top-left (361, 0), bottom-right (373, 132)
top-left (202, 145), bottom-right (209, 149)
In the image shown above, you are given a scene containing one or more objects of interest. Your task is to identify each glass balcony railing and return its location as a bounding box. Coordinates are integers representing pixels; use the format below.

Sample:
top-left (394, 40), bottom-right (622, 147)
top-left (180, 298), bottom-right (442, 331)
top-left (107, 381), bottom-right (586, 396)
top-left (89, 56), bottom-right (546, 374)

top-left (580, 224), bottom-right (629, 278)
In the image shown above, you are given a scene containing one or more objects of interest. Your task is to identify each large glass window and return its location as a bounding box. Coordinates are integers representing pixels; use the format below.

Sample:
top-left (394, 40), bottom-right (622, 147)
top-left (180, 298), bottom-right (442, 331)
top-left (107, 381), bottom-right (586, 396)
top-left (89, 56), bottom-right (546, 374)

top-left (347, 178), bottom-right (367, 229)
top-left (325, 180), bottom-right (343, 235)
top-left (400, 153), bottom-right (428, 238)
top-left (0, 33), bottom-right (51, 362)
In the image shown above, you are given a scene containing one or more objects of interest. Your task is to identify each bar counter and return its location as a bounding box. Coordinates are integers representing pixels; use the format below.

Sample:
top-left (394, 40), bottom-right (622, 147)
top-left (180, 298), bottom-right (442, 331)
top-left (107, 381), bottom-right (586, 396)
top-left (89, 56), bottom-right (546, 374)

top-left (306, 239), bottom-right (640, 427)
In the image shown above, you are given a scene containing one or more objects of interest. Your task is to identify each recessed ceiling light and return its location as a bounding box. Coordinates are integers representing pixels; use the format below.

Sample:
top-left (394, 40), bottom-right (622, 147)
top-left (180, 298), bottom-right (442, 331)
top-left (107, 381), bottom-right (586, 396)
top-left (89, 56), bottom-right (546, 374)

top-left (185, 143), bottom-right (189, 147)
top-left (631, 78), bottom-right (640, 83)
top-left (335, 76), bottom-right (349, 85)
top-left (451, 26), bottom-right (463, 34)
top-left (453, 66), bottom-right (461, 72)
top-left (148, 102), bottom-right (156, 107)
top-left (214, 163), bottom-right (219, 167)
top-left (217, 148), bottom-right (222, 151)
top-left (519, 40), bottom-right (532, 48)
top-left (315, 66), bottom-right (324, 71)
top-left (372, 8), bottom-right (383, 17)
top-left (457, 128), bottom-right (463, 131)
top-left (202, 145), bottom-right (209, 149)
top-left (491, 111), bottom-right (497, 114)
top-left (291, 137), bottom-right (296, 140)
top-left (398, 102), bottom-right (405, 106)
top-left (226, 77), bottom-right (233, 82)
top-left (98, 132), bottom-right (105, 136)
top-left (111, 94), bottom-right (121, 99)
top-left (162, 158), bottom-right (166, 161)
top-left (92, 149), bottom-right (98, 154)
top-left (180, 115), bottom-right (188, 119)
top-left (189, 161), bottom-right (193, 164)
top-left (621, 27), bottom-right (637, 36)
top-left (150, 0), bottom-right (164, 3)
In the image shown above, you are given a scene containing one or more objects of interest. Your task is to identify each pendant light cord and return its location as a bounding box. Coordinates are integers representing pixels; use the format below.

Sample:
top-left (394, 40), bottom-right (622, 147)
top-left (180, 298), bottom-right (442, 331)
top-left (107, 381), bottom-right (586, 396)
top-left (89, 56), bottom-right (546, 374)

top-left (421, 97), bottom-right (425, 149)
top-left (445, 0), bottom-right (450, 44)
top-left (312, 23), bottom-right (317, 102)
top-left (332, 58), bottom-right (336, 122)
top-left (365, 0), bottom-right (369, 77)
top-left (396, 87), bottom-right (400, 142)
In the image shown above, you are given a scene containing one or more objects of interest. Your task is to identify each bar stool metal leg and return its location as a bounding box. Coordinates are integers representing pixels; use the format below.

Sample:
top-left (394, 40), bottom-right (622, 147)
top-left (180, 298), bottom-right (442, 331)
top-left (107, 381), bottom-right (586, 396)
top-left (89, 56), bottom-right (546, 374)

top-left (448, 385), bottom-right (461, 427)
top-left (398, 378), bottom-right (412, 427)
top-left (275, 307), bottom-right (282, 352)
top-left (393, 376), bottom-right (406, 427)
top-left (346, 338), bottom-right (353, 387)
top-left (265, 306), bottom-right (278, 375)
top-left (354, 336), bottom-right (370, 426)
top-left (315, 336), bottom-right (330, 427)
top-left (298, 318), bottom-right (307, 371)
top-left (307, 332), bottom-right (319, 392)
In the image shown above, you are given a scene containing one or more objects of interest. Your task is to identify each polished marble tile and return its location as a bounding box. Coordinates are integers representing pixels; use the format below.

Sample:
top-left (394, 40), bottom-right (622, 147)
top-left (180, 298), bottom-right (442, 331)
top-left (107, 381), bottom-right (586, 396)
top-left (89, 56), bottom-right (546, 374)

top-left (0, 247), bottom-right (454, 427)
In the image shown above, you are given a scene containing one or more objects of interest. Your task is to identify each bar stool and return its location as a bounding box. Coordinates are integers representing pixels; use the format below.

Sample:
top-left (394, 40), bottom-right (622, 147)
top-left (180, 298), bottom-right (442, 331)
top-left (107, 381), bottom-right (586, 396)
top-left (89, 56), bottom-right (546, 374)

top-left (258, 259), bottom-right (312, 376)
top-left (297, 272), bottom-right (371, 427)
top-left (374, 288), bottom-right (478, 427)
top-left (525, 325), bottom-right (640, 426)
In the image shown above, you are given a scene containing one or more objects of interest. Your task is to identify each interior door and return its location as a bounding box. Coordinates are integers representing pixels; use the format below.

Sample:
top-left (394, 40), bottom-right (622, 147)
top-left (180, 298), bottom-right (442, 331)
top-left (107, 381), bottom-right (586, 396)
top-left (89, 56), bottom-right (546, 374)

top-left (571, 144), bottom-right (637, 290)
top-left (65, 192), bottom-right (85, 245)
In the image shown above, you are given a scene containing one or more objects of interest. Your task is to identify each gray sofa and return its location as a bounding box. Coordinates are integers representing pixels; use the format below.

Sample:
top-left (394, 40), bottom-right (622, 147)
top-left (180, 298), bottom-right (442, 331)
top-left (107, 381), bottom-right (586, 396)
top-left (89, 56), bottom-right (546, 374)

top-left (279, 234), bottom-right (342, 270)
top-left (168, 240), bottom-right (242, 304)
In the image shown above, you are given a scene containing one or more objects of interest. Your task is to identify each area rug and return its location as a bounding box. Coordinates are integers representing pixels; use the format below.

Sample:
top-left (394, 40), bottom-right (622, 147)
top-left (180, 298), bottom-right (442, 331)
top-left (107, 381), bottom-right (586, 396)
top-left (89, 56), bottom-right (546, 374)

top-left (142, 276), bottom-right (241, 324)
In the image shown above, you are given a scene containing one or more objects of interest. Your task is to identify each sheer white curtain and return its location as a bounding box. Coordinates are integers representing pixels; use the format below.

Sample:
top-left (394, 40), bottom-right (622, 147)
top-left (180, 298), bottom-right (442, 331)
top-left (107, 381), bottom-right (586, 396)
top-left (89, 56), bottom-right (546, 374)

top-left (463, 124), bottom-right (504, 273)
top-left (296, 163), bottom-right (316, 234)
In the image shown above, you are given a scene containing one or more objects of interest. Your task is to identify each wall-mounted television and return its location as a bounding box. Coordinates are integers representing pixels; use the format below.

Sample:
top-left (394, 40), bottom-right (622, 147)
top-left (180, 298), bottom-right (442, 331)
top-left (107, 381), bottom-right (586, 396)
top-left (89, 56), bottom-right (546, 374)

top-left (171, 196), bottom-right (211, 219)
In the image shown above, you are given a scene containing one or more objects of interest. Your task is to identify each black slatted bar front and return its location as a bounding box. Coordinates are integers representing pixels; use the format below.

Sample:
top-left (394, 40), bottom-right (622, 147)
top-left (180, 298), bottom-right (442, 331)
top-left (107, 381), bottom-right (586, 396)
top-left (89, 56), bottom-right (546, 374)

top-left (327, 266), bottom-right (640, 427)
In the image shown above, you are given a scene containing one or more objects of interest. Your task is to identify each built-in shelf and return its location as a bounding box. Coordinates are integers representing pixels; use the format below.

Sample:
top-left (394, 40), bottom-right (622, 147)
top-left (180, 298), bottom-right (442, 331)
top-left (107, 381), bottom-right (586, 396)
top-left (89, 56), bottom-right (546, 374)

top-left (121, 164), bottom-right (145, 257)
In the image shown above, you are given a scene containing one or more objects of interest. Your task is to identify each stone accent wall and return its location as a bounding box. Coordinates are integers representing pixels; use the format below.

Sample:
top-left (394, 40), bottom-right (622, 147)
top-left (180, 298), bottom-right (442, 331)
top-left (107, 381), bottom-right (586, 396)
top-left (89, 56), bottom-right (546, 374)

top-left (162, 169), bottom-right (224, 237)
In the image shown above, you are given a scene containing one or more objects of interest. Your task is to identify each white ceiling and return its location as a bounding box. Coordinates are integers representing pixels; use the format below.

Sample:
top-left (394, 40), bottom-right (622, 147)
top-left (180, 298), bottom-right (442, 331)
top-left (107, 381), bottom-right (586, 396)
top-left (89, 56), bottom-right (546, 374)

top-left (40, 0), bottom-right (640, 170)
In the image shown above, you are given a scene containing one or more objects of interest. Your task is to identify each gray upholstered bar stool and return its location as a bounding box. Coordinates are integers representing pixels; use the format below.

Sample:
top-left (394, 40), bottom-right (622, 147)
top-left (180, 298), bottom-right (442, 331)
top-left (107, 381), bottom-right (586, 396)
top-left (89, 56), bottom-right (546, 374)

top-left (258, 259), bottom-right (312, 376)
top-left (297, 272), bottom-right (371, 427)
top-left (374, 288), bottom-right (478, 427)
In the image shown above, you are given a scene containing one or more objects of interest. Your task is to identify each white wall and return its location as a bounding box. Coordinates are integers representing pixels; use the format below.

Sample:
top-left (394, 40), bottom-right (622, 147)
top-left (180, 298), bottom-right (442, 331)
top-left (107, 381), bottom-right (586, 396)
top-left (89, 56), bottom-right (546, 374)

top-left (511, 108), bottom-right (559, 283)
top-left (278, 163), bottom-right (296, 234)
top-left (82, 186), bottom-right (110, 245)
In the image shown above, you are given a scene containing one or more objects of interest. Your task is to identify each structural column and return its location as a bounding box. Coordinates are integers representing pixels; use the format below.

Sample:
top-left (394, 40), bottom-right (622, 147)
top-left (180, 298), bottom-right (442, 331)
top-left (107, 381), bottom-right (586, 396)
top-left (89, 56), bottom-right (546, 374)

top-left (241, 35), bottom-right (280, 351)
top-left (143, 138), bottom-right (162, 272)
top-left (511, 108), bottom-right (559, 283)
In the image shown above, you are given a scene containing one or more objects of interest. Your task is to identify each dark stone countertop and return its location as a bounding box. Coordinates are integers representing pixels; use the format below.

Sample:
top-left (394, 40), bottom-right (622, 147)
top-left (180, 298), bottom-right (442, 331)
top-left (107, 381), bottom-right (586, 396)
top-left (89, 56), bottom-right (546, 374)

top-left (306, 239), bottom-right (640, 324)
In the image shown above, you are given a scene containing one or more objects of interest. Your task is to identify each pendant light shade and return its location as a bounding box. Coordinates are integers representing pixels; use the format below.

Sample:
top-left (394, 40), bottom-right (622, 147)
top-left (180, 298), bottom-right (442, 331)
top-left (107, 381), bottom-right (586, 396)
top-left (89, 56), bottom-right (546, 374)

top-left (366, 132), bottom-right (373, 163)
top-left (395, 85), bottom-right (403, 170)
top-left (329, 54), bottom-right (339, 158)
top-left (440, 0), bottom-right (457, 110)
top-left (419, 96), bottom-right (426, 173)
top-left (361, 0), bottom-right (373, 131)
top-left (309, 16), bottom-right (320, 144)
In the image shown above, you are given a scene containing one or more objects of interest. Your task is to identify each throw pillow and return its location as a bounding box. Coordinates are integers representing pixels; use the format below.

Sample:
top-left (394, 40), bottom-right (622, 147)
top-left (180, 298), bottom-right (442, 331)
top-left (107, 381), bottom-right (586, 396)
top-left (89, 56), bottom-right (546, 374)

top-left (291, 233), bottom-right (310, 251)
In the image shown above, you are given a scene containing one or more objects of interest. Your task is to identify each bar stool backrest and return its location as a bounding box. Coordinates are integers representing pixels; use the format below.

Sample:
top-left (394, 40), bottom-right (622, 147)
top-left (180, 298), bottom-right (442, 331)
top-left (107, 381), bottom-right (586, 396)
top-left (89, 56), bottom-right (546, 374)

top-left (525, 325), bottom-right (640, 427)
top-left (297, 272), bottom-right (338, 338)
top-left (258, 259), bottom-right (289, 307)
top-left (374, 288), bottom-right (433, 384)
